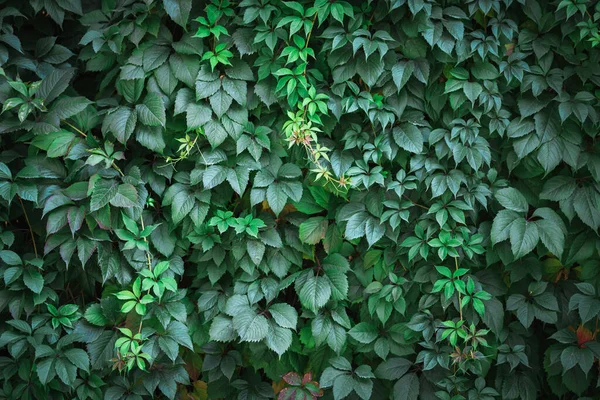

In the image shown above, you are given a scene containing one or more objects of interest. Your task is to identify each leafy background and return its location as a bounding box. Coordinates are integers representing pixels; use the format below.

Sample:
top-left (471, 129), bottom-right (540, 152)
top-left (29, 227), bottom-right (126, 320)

top-left (0, 0), bottom-right (599, 399)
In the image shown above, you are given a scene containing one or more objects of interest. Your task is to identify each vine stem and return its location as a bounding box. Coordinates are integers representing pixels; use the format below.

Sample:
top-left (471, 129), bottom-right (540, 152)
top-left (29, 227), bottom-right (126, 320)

top-left (455, 256), bottom-right (463, 321)
top-left (112, 161), bottom-right (152, 272)
top-left (63, 120), bottom-right (87, 138)
top-left (112, 162), bottom-right (125, 177)
top-left (296, 11), bottom-right (349, 192)
top-left (139, 216), bottom-right (152, 272)
top-left (402, 194), bottom-right (429, 210)
top-left (301, 141), bottom-right (346, 191)
top-left (111, 160), bottom-right (152, 336)
top-left (305, 12), bottom-right (318, 49)
top-left (18, 196), bottom-right (38, 258)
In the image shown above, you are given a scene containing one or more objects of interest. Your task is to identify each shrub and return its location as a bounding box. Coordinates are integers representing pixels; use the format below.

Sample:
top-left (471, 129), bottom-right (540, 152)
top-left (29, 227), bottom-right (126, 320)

top-left (0, 0), bottom-right (599, 399)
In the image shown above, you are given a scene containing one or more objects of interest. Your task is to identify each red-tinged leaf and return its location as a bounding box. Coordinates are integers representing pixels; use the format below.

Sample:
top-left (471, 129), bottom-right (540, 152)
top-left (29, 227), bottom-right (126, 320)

top-left (305, 382), bottom-right (324, 397)
top-left (302, 372), bottom-right (312, 384)
top-left (277, 387), bottom-right (295, 400)
top-left (576, 324), bottom-right (594, 347)
top-left (282, 372), bottom-right (301, 386)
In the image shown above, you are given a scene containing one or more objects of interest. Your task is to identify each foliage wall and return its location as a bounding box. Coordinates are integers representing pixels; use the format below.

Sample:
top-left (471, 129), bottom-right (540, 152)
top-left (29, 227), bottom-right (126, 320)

top-left (0, 0), bottom-right (600, 399)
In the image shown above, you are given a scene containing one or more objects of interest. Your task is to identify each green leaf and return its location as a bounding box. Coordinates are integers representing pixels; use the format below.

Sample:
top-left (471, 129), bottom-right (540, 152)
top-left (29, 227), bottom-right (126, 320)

top-left (348, 322), bottom-right (378, 344)
top-left (509, 218), bottom-right (539, 259)
top-left (37, 68), bottom-right (75, 103)
top-left (203, 165), bottom-right (228, 189)
top-left (109, 184), bottom-right (138, 208)
top-left (332, 373), bottom-right (354, 400)
top-left (324, 269), bottom-right (349, 301)
top-left (63, 348), bottom-right (89, 372)
top-left (186, 102), bottom-right (212, 131)
top-left (364, 217), bottom-right (385, 247)
top-left (495, 188), bottom-right (528, 213)
top-left (393, 123), bottom-right (423, 153)
top-left (36, 358), bottom-right (56, 384)
top-left (265, 324), bottom-right (292, 357)
top-left (513, 133), bottom-right (541, 159)
top-left (23, 269), bottom-right (44, 293)
top-left (159, 336), bottom-right (180, 361)
top-left (163, 0), bottom-right (192, 27)
top-left (49, 97), bottom-right (92, 120)
top-left (31, 130), bottom-right (77, 158)
top-left (507, 119), bottom-right (535, 138)
top-left (167, 320), bottom-right (193, 350)
top-left (463, 82), bottom-right (482, 105)
top-left (391, 62), bottom-right (414, 92)
top-left (471, 62), bottom-right (499, 79)
top-left (171, 190), bottom-right (195, 225)
top-left (540, 176), bottom-right (576, 201)
top-left (299, 217), bottom-right (328, 245)
top-left (222, 77), bottom-right (247, 106)
top-left (103, 107), bottom-right (137, 143)
top-left (533, 208), bottom-right (566, 257)
top-left (90, 180), bottom-right (118, 212)
top-left (210, 90), bottom-right (233, 118)
top-left (561, 346), bottom-right (591, 374)
top-left (375, 358), bottom-right (411, 380)
top-left (352, 376), bottom-right (373, 400)
top-left (204, 120), bottom-right (228, 148)
top-left (269, 303), bottom-right (298, 329)
top-left (55, 357), bottom-right (77, 385)
top-left (226, 166), bottom-right (249, 196)
top-left (151, 224), bottom-right (176, 257)
top-left (393, 373), bottom-right (419, 400)
top-left (88, 331), bottom-right (118, 369)
top-left (356, 56), bottom-right (384, 87)
top-left (534, 111), bottom-right (559, 142)
top-left (491, 209), bottom-right (521, 244)
top-left (0, 163), bottom-right (12, 180)
top-left (209, 316), bottom-right (237, 342)
top-left (299, 273), bottom-right (332, 312)
top-left (266, 183), bottom-right (288, 216)
top-left (84, 304), bottom-right (109, 326)
top-left (246, 240), bottom-right (265, 265)
top-left (518, 97), bottom-right (547, 118)
top-left (573, 187), bottom-right (600, 231)
top-left (232, 310), bottom-right (269, 342)
top-left (571, 294), bottom-right (600, 323)
top-left (135, 125), bottom-right (166, 154)
top-left (170, 54), bottom-right (200, 88)
top-left (136, 93), bottom-right (166, 127)
top-left (154, 63), bottom-right (178, 94)
top-left (142, 46), bottom-right (170, 72)
top-left (0, 250), bottom-right (22, 265)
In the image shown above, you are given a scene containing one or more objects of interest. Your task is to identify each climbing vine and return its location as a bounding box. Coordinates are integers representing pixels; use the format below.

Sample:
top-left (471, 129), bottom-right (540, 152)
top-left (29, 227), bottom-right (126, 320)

top-left (0, 0), bottom-right (600, 399)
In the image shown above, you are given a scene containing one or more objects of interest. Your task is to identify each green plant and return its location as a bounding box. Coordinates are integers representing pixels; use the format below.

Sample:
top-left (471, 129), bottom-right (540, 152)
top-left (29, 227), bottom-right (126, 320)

top-left (0, 0), bottom-right (600, 399)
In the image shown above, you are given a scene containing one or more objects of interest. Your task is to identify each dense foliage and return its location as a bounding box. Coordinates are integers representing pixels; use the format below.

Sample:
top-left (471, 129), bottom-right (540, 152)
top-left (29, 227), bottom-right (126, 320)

top-left (1, 0), bottom-right (600, 399)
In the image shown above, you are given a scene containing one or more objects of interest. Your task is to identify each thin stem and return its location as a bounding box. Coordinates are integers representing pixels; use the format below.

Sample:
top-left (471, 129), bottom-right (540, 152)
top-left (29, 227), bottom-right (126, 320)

top-left (301, 141), bottom-right (346, 190)
top-left (403, 194), bottom-right (429, 210)
top-left (139, 216), bottom-right (152, 272)
top-left (111, 160), bottom-right (152, 271)
top-left (455, 257), bottom-right (463, 321)
top-left (63, 120), bottom-right (87, 138)
top-left (18, 196), bottom-right (38, 258)
top-left (305, 12), bottom-right (318, 48)
top-left (297, 11), bottom-right (349, 192)
top-left (111, 161), bottom-right (125, 177)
